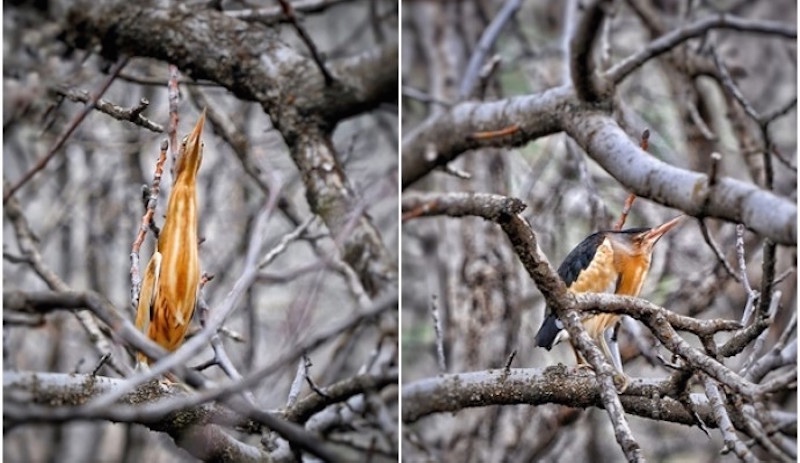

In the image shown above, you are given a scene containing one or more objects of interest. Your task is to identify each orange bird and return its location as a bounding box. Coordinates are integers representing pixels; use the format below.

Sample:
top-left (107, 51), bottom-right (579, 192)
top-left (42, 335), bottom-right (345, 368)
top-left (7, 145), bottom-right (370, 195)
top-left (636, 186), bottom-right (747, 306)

top-left (534, 216), bottom-right (684, 385)
top-left (135, 110), bottom-right (206, 365)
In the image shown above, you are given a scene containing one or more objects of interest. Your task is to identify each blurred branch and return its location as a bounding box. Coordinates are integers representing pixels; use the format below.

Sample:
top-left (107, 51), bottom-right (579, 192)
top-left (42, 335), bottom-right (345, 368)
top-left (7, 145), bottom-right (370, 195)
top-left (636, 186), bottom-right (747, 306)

top-left (4, 289), bottom-right (397, 461)
top-left (606, 14), bottom-right (796, 84)
top-left (289, 126), bottom-right (395, 296)
top-left (276, 0), bottom-right (334, 85)
top-left (570, 0), bottom-right (612, 102)
top-left (4, 192), bottom-right (130, 376)
top-left (283, 369), bottom-right (398, 423)
top-left (226, 0), bottom-right (351, 24)
top-left (458, 0), bottom-right (523, 100)
top-left (4, 57), bottom-right (129, 203)
top-left (4, 290), bottom-right (172, 371)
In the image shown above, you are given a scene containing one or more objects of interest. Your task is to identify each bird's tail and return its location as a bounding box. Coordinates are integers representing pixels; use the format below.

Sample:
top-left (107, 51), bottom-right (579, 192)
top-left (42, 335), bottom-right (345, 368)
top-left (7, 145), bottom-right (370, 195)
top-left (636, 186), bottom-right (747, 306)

top-left (534, 313), bottom-right (564, 350)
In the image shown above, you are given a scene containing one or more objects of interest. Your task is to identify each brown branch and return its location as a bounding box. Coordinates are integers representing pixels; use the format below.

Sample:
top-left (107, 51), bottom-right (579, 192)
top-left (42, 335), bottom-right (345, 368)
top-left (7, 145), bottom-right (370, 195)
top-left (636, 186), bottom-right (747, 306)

top-left (614, 193), bottom-right (636, 230)
top-left (470, 123), bottom-right (520, 140)
top-left (612, 130), bottom-right (647, 230)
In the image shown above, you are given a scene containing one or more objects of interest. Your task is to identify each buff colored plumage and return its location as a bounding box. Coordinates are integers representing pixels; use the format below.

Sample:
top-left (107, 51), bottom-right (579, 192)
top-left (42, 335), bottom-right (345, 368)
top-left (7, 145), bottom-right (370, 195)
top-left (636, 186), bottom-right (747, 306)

top-left (135, 110), bottom-right (206, 365)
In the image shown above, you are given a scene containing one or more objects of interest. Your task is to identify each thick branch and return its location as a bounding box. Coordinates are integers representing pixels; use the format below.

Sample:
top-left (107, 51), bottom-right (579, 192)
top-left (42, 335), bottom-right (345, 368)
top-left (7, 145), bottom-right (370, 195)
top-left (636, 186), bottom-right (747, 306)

top-left (402, 95), bottom-right (795, 244)
top-left (291, 127), bottom-right (395, 295)
top-left (4, 372), bottom-right (267, 462)
top-left (562, 110), bottom-right (796, 245)
top-left (401, 85), bottom-right (572, 188)
top-left (402, 367), bottom-right (731, 431)
top-left (64, 1), bottom-right (396, 131)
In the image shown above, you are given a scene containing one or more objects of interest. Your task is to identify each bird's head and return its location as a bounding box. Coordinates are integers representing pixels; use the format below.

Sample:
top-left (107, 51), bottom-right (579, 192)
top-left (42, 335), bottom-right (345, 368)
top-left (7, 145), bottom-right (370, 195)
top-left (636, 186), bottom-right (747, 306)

top-left (175, 109), bottom-right (206, 180)
top-left (607, 215), bottom-right (684, 257)
top-left (185, 108), bottom-right (206, 172)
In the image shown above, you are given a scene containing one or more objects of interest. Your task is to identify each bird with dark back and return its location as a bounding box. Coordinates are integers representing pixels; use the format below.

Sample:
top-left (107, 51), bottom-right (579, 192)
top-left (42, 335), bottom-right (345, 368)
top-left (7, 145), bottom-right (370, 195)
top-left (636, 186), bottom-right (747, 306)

top-left (534, 216), bottom-right (684, 390)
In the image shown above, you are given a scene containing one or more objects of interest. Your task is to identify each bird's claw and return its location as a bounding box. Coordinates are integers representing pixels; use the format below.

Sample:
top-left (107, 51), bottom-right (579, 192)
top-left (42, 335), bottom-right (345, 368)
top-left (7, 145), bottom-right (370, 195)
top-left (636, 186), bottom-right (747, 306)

top-left (613, 371), bottom-right (629, 393)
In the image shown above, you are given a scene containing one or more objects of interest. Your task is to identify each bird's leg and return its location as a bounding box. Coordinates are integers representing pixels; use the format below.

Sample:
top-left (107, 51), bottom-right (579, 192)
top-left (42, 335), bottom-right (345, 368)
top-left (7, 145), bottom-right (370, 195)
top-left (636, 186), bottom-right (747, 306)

top-left (600, 329), bottom-right (629, 393)
top-left (572, 344), bottom-right (594, 372)
top-left (605, 324), bottom-right (623, 373)
top-left (134, 360), bottom-right (150, 374)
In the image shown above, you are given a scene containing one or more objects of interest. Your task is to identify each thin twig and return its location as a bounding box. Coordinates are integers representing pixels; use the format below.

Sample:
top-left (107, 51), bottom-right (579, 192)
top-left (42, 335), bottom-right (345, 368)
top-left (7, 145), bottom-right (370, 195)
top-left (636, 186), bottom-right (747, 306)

top-left (736, 224), bottom-right (759, 325)
top-left (703, 375), bottom-right (759, 462)
top-left (167, 64), bottom-right (180, 181)
top-left (458, 0), bottom-right (523, 100)
top-left (130, 141), bottom-right (168, 310)
top-left (697, 219), bottom-right (740, 282)
top-left (287, 357), bottom-right (309, 407)
top-left (52, 87), bottom-right (163, 133)
top-left (430, 295), bottom-right (446, 372)
top-left (276, 0), bottom-right (334, 85)
top-left (4, 57), bottom-right (129, 203)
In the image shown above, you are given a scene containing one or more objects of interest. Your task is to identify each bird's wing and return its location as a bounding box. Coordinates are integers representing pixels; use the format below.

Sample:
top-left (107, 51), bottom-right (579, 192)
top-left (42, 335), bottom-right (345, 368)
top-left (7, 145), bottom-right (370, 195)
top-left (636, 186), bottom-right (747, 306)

top-left (135, 251), bottom-right (162, 337)
top-left (535, 234), bottom-right (619, 348)
top-left (557, 232), bottom-right (606, 286)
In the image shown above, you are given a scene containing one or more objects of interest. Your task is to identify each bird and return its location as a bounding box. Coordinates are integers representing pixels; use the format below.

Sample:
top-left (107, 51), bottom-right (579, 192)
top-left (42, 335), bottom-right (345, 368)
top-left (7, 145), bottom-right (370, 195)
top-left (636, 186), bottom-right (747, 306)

top-left (135, 110), bottom-right (206, 366)
top-left (534, 215), bottom-right (684, 386)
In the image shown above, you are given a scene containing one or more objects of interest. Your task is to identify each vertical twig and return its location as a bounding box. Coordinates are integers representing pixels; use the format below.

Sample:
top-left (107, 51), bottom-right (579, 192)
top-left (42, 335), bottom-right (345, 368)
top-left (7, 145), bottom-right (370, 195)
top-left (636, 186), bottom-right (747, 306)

top-left (430, 295), bottom-right (446, 372)
top-left (130, 141), bottom-right (168, 309)
top-left (613, 129), bottom-right (647, 230)
top-left (736, 224), bottom-right (759, 325)
top-left (167, 65), bottom-right (181, 181)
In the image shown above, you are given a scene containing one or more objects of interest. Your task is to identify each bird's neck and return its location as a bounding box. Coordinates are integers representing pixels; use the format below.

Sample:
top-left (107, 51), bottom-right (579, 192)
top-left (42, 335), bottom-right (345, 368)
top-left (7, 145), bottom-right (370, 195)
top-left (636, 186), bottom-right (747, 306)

top-left (616, 253), bottom-right (651, 296)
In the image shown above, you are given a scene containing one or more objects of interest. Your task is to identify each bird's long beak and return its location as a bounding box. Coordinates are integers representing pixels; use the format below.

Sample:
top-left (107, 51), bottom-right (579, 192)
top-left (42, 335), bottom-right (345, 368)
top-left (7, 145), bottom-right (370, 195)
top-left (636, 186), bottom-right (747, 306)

top-left (186, 108), bottom-right (206, 152)
top-left (175, 109), bottom-right (206, 181)
top-left (643, 215), bottom-right (684, 244)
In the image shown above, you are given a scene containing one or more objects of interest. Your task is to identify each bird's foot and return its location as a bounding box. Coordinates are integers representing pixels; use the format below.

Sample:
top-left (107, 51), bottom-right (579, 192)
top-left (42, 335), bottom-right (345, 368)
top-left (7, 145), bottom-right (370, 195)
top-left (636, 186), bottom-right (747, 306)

top-left (612, 371), bottom-right (630, 393)
top-left (162, 372), bottom-right (194, 394)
